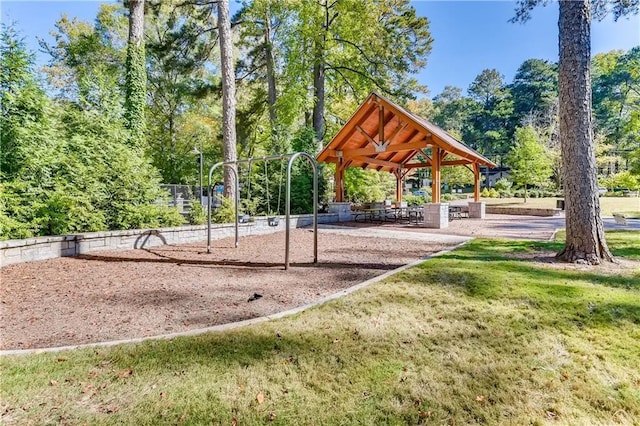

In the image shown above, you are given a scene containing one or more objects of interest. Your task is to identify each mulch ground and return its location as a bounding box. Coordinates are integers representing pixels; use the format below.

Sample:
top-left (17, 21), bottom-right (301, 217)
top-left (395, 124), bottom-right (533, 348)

top-left (0, 229), bottom-right (450, 350)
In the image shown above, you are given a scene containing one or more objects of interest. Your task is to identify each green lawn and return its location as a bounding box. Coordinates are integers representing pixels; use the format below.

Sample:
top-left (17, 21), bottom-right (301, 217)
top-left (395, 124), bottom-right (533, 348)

top-left (481, 196), bottom-right (640, 217)
top-left (1, 233), bottom-right (639, 425)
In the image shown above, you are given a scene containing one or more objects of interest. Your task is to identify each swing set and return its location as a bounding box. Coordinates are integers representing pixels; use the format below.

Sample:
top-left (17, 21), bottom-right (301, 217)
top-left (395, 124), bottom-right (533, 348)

top-left (206, 152), bottom-right (318, 270)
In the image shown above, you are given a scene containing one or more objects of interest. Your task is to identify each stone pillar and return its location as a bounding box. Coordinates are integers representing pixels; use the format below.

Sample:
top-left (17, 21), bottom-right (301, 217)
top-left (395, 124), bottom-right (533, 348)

top-left (468, 201), bottom-right (485, 219)
top-left (423, 203), bottom-right (449, 229)
top-left (328, 202), bottom-right (353, 222)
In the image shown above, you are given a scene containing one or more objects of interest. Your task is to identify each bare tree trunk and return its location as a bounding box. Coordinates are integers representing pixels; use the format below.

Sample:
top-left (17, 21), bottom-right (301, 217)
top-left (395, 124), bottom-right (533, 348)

top-left (264, 9), bottom-right (277, 128)
top-left (556, 0), bottom-right (613, 264)
top-left (125, 0), bottom-right (146, 147)
top-left (217, 0), bottom-right (237, 200)
top-left (312, 52), bottom-right (325, 151)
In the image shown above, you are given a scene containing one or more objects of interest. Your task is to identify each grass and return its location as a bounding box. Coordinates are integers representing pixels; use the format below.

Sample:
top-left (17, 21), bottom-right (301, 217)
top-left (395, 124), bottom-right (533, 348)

top-left (1, 233), bottom-right (639, 425)
top-left (481, 196), bottom-right (640, 217)
top-left (555, 229), bottom-right (640, 261)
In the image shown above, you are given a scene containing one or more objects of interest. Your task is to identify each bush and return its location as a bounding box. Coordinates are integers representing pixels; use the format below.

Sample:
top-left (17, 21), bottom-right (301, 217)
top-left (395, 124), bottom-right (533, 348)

top-left (404, 194), bottom-right (428, 206)
top-left (488, 188), bottom-right (499, 198)
top-left (494, 178), bottom-right (512, 193)
top-left (113, 204), bottom-right (184, 229)
top-left (188, 200), bottom-right (207, 225)
top-left (212, 196), bottom-right (236, 224)
top-left (481, 187), bottom-right (491, 198)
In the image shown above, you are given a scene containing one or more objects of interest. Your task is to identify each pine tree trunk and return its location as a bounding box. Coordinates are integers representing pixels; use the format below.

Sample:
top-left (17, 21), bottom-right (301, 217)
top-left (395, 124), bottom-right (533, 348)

top-left (556, 0), bottom-right (613, 264)
top-left (312, 53), bottom-right (325, 151)
top-left (217, 0), bottom-right (237, 200)
top-left (125, 0), bottom-right (146, 147)
top-left (264, 9), bottom-right (277, 128)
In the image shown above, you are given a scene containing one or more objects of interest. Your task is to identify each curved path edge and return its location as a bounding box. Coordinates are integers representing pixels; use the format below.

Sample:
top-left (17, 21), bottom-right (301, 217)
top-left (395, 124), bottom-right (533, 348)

top-left (1, 239), bottom-right (471, 357)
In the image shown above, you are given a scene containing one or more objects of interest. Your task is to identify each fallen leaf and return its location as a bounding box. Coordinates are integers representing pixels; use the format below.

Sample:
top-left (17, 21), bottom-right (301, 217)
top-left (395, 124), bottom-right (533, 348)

top-left (476, 395), bottom-right (484, 402)
top-left (333, 338), bottom-right (340, 344)
top-left (231, 417), bottom-right (238, 426)
top-left (50, 380), bottom-right (58, 387)
top-left (256, 392), bottom-right (265, 404)
top-left (160, 392), bottom-right (167, 400)
top-left (56, 357), bottom-right (67, 362)
top-left (269, 412), bottom-right (276, 421)
top-left (418, 410), bottom-right (431, 418)
top-left (81, 383), bottom-right (94, 394)
top-left (178, 412), bottom-right (188, 423)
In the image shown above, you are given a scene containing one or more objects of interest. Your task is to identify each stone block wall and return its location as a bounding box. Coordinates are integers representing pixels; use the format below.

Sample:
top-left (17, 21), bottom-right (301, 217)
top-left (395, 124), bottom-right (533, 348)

top-left (0, 213), bottom-right (338, 267)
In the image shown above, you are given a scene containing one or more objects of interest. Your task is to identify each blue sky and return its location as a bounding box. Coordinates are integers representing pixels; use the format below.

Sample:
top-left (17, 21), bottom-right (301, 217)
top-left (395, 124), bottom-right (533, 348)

top-left (2, 0), bottom-right (639, 97)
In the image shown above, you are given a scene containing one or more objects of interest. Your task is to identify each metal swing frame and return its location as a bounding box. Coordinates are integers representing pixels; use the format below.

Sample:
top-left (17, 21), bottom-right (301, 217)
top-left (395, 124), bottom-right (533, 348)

top-left (207, 152), bottom-right (318, 270)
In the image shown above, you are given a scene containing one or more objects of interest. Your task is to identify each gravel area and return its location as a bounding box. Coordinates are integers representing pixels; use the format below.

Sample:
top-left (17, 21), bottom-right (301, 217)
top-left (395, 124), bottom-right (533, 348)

top-left (0, 229), bottom-right (452, 350)
top-left (333, 213), bottom-right (566, 241)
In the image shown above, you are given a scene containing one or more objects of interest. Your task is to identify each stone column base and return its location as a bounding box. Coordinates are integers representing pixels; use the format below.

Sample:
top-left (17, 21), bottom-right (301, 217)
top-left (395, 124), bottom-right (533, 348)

top-left (423, 203), bottom-right (449, 229)
top-left (468, 202), bottom-right (485, 219)
top-left (328, 202), bottom-right (353, 222)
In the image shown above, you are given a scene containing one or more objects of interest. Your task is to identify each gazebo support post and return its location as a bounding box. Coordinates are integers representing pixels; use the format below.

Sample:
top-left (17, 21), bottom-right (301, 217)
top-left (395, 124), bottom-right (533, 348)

top-left (431, 147), bottom-right (441, 203)
top-left (334, 161), bottom-right (345, 202)
top-left (473, 163), bottom-right (480, 202)
top-left (394, 169), bottom-right (403, 204)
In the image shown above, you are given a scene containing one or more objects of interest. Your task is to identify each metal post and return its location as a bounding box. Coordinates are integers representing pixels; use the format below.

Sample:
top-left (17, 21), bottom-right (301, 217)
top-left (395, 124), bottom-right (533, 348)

top-left (208, 152), bottom-right (318, 270)
top-left (285, 152), bottom-right (318, 269)
top-left (207, 162), bottom-right (239, 253)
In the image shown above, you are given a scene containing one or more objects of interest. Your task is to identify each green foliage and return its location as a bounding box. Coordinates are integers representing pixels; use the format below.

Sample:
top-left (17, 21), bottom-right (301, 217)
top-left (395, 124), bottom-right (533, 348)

top-left (403, 194), bottom-right (428, 206)
top-left (481, 187), bottom-right (491, 198)
top-left (344, 167), bottom-right (395, 203)
top-left (507, 126), bottom-right (552, 200)
top-left (212, 196), bottom-right (236, 224)
top-left (600, 171), bottom-right (640, 191)
top-left (0, 25), bottom-right (184, 239)
top-left (124, 42), bottom-right (146, 147)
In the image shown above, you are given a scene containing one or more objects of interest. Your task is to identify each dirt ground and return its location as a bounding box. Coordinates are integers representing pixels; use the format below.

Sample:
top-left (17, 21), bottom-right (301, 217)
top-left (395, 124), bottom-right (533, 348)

top-left (0, 229), bottom-right (451, 350)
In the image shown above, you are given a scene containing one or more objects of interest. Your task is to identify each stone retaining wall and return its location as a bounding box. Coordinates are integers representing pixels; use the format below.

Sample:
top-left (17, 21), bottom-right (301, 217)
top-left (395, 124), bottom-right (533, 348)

top-left (485, 206), bottom-right (561, 217)
top-left (0, 214), bottom-right (338, 267)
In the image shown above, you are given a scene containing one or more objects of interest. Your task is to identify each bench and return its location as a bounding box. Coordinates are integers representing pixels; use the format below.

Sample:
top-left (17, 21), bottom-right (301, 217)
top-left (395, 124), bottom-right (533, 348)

top-left (613, 213), bottom-right (628, 225)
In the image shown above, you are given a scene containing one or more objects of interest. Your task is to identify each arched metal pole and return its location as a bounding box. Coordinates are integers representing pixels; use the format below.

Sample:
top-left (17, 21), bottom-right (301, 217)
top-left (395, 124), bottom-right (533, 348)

top-left (207, 162), bottom-right (239, 253)
top-left (207, 152), bottom-right (318, 270)
top-left (285, 152), bottom-right (318, 270)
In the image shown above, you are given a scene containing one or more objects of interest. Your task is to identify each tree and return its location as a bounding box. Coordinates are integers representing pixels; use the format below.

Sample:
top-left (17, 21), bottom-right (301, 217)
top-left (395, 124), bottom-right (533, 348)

top-left (513, 0), bottom-right (638, 264)
top-left (218, 0), bottom-right (238, 200)
top-left (511, 58), bottom-right (558, 128)
top-left (465, 69), bottom-right (514, 157)
top-left (506, 126), bottom-right (552, 202)
top-left (124, 0), bottom-right (146, 147)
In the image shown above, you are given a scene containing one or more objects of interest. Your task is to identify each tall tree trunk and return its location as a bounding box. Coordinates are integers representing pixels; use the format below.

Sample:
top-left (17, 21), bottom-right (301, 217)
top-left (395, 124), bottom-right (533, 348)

top-left (217, 0), bottom-right (237, 200)
top-left (556, 0), bottom-right (613, 264)
top-left (264, 9), bottom-right (277, 129)
top-left (312, 51), bottom-right (325, 151)
top-left (125, 0), bottom-right (146, 148)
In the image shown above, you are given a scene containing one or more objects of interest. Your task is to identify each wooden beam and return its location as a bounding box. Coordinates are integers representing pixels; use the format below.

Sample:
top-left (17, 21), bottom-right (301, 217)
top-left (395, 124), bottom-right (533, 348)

top-left (473, 163), bottom-right (480, 202)
top-left (431, 147), bottom-right (441, 203)
top-left (335, 160), bottom-right (345, 202)
top-left (379, 105), bottom-right (384, 143)
top-left (342, 139), bottom-right (428, 160)
top-left (405, 162), bottom-right (432, 169)
top-left (356, 125), bottom-right (377, 145)
top-left (352, 156), bottom-right (402, 170)
top-left (394, 169), bottom-right (403, 204)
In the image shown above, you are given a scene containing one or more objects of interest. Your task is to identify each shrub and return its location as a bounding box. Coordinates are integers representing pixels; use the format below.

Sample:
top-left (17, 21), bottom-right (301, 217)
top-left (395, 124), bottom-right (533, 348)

top-left (481, 187), bottom-right (491, 198)
top-left (488, 188), bottom-right (499, 198)
top-left (212, 196), bottom-right (236, 224)
top-left (188, 200), bottom-right (207, 225)
top-left (404, 194), bottom-right (427, 206)
top-left (494, 178), bottom-right (513, 193)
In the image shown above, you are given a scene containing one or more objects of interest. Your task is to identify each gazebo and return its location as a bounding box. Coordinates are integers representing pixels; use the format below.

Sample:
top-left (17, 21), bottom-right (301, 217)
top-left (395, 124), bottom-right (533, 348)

top-left (317, 92), bottom-right (496, 205)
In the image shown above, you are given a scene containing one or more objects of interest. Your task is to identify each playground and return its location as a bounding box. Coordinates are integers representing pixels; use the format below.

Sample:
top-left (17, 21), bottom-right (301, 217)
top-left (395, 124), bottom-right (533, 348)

top-left (0, 228), bottom-right (464, 351)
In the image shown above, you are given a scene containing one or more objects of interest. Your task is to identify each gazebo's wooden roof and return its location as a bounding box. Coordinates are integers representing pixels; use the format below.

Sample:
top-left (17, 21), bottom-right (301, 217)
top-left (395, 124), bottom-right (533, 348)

top-left (317, 92), bottom-right (496, 172)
